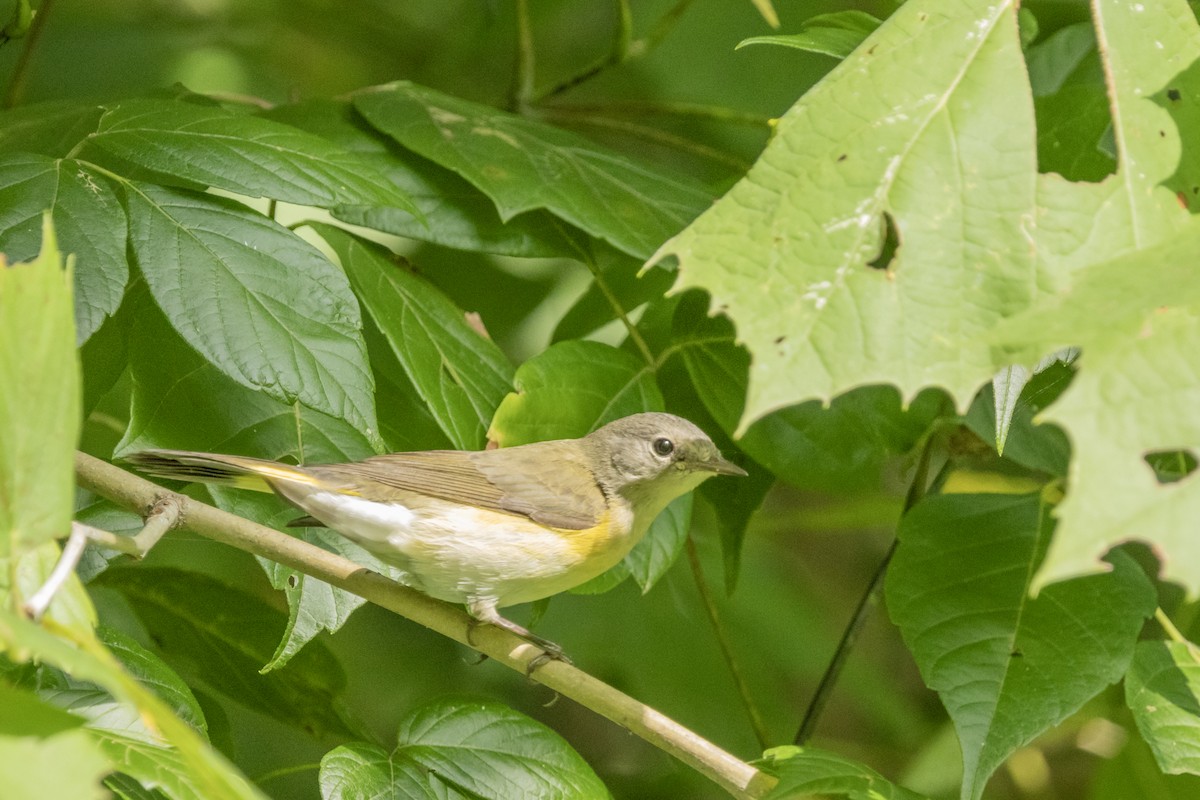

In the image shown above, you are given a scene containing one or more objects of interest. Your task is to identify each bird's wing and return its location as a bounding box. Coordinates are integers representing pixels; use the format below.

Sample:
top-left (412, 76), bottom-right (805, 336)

top-left (313, 444), bottom-right (606, 531)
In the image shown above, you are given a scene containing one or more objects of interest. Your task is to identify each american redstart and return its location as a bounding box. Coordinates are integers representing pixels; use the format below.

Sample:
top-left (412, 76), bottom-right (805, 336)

top-left (127, 412), bottom-right (746, 658)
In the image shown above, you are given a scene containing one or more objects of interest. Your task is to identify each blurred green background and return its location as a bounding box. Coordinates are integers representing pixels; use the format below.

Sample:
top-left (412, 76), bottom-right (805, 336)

top-left (3, 1), bottom-right (1131, 798)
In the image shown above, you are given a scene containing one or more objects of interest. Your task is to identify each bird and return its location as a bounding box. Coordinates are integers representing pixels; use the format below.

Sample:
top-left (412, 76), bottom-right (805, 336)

top-left (126, 412), bottom-right (746, 660)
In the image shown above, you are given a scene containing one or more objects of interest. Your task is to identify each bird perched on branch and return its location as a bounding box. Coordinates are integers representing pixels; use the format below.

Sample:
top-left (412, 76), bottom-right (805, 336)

top-left (128, 412), bottom-right (746, 660)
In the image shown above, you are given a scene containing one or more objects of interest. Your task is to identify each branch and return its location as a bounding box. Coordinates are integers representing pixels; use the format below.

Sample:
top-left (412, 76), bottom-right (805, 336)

top-left (2, 0), bottom-right (54, 108)
top-left (75, 451), bottom-right (775, 800)
top-left (793, 431), bottom-right (939, 744)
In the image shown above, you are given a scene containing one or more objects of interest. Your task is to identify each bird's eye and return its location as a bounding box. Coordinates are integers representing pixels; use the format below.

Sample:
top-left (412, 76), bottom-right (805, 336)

top-left (653, 437), bottom-right (674, 456)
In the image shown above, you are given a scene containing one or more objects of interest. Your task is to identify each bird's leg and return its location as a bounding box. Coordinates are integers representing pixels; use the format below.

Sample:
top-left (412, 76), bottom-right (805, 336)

top-left (467, 600), bottom-right (571, 670)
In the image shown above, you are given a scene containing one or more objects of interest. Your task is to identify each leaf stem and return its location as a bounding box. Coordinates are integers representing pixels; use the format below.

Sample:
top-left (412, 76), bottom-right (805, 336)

top-left (253, 762), bottom-right (321, 785)
top-left (793, 430), bottom-right (938, 744)
top-left (561, 228), bottom-right (657, 366)
top-left (686, 535), bottom-right (771, 750)
top-left (1155, 607), bottom-right (1191, 645)
top-left (3, 0), bottom-right (55, 109)
top-left (75, 451), bottom-right (777, 799)
top-left (531, 0), bottom-right (697, 104)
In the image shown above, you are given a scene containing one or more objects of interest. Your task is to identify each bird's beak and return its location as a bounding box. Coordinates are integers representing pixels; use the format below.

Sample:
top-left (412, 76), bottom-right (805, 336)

top-left (702, 454), bottom-right (748, 477)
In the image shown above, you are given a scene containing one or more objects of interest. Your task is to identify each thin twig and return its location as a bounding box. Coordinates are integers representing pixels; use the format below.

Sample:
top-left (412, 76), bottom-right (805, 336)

top-left (3, 0), bottom-right (55, 108)
top-left (793, 432), bottom-right (938, 744)
top-left (1155, 607), bottom-right (1196, 650)
top-left (23, 521), bottom-right (90, 620)
top-left (24, 496), bottom-right (183, 618)
top-left (532, 0), bottom-right (698, 104)
top-left (554, 222), bottom-right (657, 365)
top-left (75, 451), bottom-right (775, 800)
top-left (686, 536), bottom-right (771, 749)
top-left (510, 0), bottom-right (536, 111)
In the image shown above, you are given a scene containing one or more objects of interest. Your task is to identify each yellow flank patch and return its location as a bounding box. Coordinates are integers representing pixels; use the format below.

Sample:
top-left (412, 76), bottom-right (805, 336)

top-left (558, 509), bottom-right (621, 559)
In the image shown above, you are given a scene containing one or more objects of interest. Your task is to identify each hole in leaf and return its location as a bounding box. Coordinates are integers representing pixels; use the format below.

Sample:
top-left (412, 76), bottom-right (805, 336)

top-left (1143, 450), bottom-right (1198, 484)
top-left (287, 574), bottom-right (298, 588)
top-left (867, 211), bottom-right (899, 271)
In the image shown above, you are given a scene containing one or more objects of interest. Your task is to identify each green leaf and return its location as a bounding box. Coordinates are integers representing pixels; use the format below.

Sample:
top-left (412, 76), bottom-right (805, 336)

top-left (489, 340), bottom-right (662, 447)
top-left (989, 350), bottom-right (1075, 455)
top-left (736, 11), bottom-right (881, 59)
top-left (0, 100), bottom-right (104, 158)
top-left (886, 493), bottom-right (1155, 800)
top-left (700, 461), bottom-right (774, 594)
top-left (1025, 22), bottom-right (1113, 182)
top-left (0, 606), bottom-right (266, 800)
top-left (263, 99), bottom-right (579, 258)
top-left (115, 300), bottom-right (386, 668)
top-left (1035, 82), bottom-right (1115, 181)
top-left (671, 294), bottom-right (941, 491)
top-left (395, 697), bottom-right (608, 799)
top-left (1026, 22), bottom-right (1097, 97)
top-left (208, 487), bottom-right (395, 673)
top-left (362, 315), bottom-right (455, 454)
top-left (320, 699), bottom-right (608, 799)
top-left (961, 363), bottom-right (1071, 477)
top-left (758, 744), bottom-right (927, 800)
top-left (123, 183), bottom-right (379, 443)
top-left (84, 97), bottom-right (418, 213)
top-left (623, 494), bottom-right (691, 594)
top-left (97, 627), bottom-right (207, 736)
top-left (353, 81), bottom-right (712, 259)
top-left (0, 681), bottom-right (86, 737)
top-left (92, 567), bottom-right (356, 740)
top-left (657, 0), bottom-right (1199, 432)
top-left (312, 223), bottom-right (513, 449)
top-left (0, 730), bottom-right (111, 800)
top-left (988, 224), bottom-right (1200, 593)
top-left (1126, 640), bottom-right (1200, 775)
top-left (1026, 0), bottom-right (1197, 273)
top-left (117, 295), bottom-right (375, 462)
top-left (321, 742), bottom-right (458, 800)
top-left (659, 1), bottom-right (1043, 428)
top-left (0, 153), bottom-right (128, 343)
top-left (23, 627), bottom-right (252, 800)
top-left (0, 216), bottom-right (90, 627)
top-left (105, 772), bottom-right (171, 800)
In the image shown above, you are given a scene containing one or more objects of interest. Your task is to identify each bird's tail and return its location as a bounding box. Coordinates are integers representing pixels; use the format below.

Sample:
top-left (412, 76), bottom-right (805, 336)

top-left (125, 449), bottom-right (314, 493)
